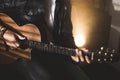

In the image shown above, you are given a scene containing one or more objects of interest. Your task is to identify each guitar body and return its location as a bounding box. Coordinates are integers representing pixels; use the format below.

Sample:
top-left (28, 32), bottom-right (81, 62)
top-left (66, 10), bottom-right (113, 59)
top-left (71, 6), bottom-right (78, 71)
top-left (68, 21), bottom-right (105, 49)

top-left (0, 13), bottom-right (41, 64)
top-left (0, 13), bottom-right (119, 64)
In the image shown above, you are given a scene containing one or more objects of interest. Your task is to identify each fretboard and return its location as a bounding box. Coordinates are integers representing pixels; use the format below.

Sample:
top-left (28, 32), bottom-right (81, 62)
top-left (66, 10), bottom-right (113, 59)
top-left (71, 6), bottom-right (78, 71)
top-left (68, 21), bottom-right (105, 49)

top-left (20, 40), bottom-right (120, 63)
top-left (27, 40), bottom-right (76, 56)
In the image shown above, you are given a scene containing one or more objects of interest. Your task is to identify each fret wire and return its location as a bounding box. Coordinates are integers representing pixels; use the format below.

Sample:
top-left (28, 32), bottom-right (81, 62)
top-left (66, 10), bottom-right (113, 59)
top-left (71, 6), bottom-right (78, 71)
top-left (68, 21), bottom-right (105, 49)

top-left (49, 44), bottom-right (51, 53)
top-left (69, 48), bottom-right (72, 55)
top-left (69, 49), bottom-right (72, 55)
top-left (44, 43), bottom-right (46, 52)
top-left (53, 45), bottom-right (55, 53)
top-left (48, 45), bottom-right (51, 53)
top-left (72, 49), bottom-right (76, 56)
top-left (34, 41), bottom-right (36, 48)
top-left (39, 42), bottom-right (42, 50)
top-left (51, 45), bottom-right (54, 52)
top-left (56, 46), bottom-right (58, 54)
top-left (43, 43), bottom-right (45, 52)
top-left (44, 44), bottom-right (47, 52)
top-left (66, 48), bottom-right (68, 55)
top-left (65, 48), bottom-right (68, 55)
top-left (67, 48), bottom-right (70, 55)
top-left (42, 43), bottom-right (44, 52)
top-left (28, 41), bottom-right (76, 56)
top-left (66, 48), bottom-right (69, 55)
top-left (50, 44), bottom-right (53, 53)
top-left (62, 47), bottom-right (65, 54)
top-left (47, 44), bottom-right (49, 52)
top-left (58, 47), bottom-right (60, 54)
top-left (59, 47), bottom-right (62, 55)
top-left (52, 45), bottom-right (54, 53)
top-left (41, 43), bottom-right (43, 50)
top-left (59, 46), bottom-right (62, 54)
top-left (61, 47), bottom-right (63, 55)
top-left (38, 42), bottom-right (40, 49)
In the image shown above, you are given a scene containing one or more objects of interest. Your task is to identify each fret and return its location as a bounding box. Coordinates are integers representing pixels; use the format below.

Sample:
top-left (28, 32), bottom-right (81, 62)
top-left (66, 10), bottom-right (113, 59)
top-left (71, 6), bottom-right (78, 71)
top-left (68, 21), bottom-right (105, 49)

top-left (55, 46), bottom-right (58, 54)
top-left (61, 47), bottom-right (65, 55)
top-left (44, 44), bottom-right (48, 52)
top-left (1, 13), bottom-right (119, 64)
top-left (50, 44), bottom-right (54, 53)
top-left (27, 40), bottom-right (76, 56)
top-left (42, 43), bottom-right (45, 52)
top-left (59, 47), bottom-right (63, 54)
top-left (47, 44), bottom-right (50, 53)
top-left (24, 40), bottom-right (77, 56)
top-left (57, 46), bottom-right (61, 54)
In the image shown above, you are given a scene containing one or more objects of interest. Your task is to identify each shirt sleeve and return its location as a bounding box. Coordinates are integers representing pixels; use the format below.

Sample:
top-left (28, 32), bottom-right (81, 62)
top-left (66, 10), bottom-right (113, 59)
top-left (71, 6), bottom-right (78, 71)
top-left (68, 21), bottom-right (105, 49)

top-left (53, 0), bottom-right (76, 48)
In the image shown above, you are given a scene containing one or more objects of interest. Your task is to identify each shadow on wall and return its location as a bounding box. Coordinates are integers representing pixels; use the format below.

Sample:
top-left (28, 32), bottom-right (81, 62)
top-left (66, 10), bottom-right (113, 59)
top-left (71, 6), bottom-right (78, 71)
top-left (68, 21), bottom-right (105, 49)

top-left (110, 0), bottom-right (120, 27)
top-left (107, 0), bottom-right (120, 72)
top-left (108, 0), bottom-right (120, 52)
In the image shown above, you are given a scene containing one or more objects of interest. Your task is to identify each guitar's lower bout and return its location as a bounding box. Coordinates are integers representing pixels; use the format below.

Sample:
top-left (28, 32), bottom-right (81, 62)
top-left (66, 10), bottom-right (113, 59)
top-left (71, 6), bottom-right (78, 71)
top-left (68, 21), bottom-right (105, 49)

top-left (0, 13), bottom-right (119, 64)
top-left (0, 38), bottom-right (32, 64)
top-left (0, 13), bottom-right (41, 64)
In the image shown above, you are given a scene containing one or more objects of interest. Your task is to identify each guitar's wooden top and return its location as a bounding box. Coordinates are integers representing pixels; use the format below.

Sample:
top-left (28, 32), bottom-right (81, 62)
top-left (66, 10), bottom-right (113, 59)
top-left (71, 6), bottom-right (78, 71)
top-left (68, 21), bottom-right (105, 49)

top-left (0, 13), bottom-right (119, 64)
top-left (0, 13), bottom-right (41, 42)
top-left (0, 13), bottom-right (41, 64)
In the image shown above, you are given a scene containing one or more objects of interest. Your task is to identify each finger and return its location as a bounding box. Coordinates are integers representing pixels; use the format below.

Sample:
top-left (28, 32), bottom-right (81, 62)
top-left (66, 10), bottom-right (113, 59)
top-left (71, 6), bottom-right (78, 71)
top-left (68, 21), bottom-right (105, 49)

top-left (5, 41), bottom-right (19, 48)
top-left (81, 48), bottom-right (89, 52)
top-left (71, 56), bottom-right (79, 62)
top-left (77, 49), bottom-right (84, 62)
top-left (14, 42), bottom-right (20, 47)
top-left (85, 56), bottom-right (91, 64)
top-left (16, 34), bottom-right (26, 40)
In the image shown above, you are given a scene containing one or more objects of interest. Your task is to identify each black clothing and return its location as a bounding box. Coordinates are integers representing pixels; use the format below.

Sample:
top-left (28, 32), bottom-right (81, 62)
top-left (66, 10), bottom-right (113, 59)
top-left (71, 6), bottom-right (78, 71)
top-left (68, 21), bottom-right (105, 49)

top-left (0, 0), bottom-right (120, 80)
top-left (0, 0), bottom-right (89, 80)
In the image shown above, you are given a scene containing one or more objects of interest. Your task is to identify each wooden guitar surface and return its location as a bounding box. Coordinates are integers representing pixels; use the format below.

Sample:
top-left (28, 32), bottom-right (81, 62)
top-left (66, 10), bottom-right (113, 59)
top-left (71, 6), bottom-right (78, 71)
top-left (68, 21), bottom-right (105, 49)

top-left (0, 13), bottom-right (41, 64)
top-left (0, 13), bottom-right (119, 64)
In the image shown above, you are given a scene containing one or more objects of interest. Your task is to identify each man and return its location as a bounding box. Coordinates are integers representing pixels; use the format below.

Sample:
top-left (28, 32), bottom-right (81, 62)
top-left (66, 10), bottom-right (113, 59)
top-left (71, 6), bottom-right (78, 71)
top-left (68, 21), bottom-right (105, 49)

top-left (0, 0), bottom-right (90, 80)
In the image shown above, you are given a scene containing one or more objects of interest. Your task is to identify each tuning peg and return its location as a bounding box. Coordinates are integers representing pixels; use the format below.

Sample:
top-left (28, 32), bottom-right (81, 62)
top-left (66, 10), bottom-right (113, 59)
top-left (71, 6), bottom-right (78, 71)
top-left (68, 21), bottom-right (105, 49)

top-left (104, 52), bottom-right (107, 55)
top-left (106, 48), bottom-right (109, 52)
top-left (98, 51), bottom-right (101, 54)
top-left (91, 52), bottom-right (94, 60)
top-left (110, 58), bottom-right (113, 61)
top-left (110, 54), bottom-right (113, 57)
top-left (104, 58), bottom-right (107, 61)
top-left (98, 58), bottom-right (101, 62)
top-left (112, 49), bottom-right (116, 54)
top-left (100, 47), bottom-right (104, 50)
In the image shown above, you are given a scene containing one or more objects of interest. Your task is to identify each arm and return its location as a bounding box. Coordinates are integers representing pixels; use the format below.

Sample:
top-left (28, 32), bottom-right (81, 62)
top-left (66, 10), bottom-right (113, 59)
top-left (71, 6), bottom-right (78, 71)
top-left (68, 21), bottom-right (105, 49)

top-left (54, 0), bottom-right (90, 63)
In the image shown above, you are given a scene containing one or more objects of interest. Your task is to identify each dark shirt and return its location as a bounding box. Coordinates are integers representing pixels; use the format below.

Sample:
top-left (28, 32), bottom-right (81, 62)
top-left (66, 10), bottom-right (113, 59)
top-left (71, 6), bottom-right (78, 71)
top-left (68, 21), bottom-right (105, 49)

top-left (0, 0), bottom-right (81, 80)
top-left (0, 1), bottom-right (120, 80)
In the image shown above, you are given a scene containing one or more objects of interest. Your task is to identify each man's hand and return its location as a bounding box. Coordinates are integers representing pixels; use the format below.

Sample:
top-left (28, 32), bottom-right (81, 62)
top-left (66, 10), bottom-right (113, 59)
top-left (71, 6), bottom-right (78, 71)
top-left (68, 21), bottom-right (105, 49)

top-left (71, 48), bottom-right (91, 64)
top-left (3, 30), bottom-right (25, 48)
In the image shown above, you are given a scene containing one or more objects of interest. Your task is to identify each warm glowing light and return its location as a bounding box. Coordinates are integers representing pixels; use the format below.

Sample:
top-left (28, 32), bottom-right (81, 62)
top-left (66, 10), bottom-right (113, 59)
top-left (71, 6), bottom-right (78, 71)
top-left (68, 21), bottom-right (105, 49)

top-left (71, 0), bottom-right (95, 48)
top-left (74, 34), bottom-right (86, 47)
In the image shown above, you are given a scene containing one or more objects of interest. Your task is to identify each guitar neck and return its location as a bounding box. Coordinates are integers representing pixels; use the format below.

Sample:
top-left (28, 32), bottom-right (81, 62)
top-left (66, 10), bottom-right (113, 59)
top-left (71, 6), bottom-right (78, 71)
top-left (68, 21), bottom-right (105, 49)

top-left (27, 40), bottom-right (76, 56)
top-left (21, 40), bottom-right (120, 63)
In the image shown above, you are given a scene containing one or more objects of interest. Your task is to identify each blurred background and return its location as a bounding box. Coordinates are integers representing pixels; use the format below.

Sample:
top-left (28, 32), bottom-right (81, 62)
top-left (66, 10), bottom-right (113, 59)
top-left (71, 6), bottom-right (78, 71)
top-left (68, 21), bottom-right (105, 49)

top-left (70, 0), bottom-right (120, 71)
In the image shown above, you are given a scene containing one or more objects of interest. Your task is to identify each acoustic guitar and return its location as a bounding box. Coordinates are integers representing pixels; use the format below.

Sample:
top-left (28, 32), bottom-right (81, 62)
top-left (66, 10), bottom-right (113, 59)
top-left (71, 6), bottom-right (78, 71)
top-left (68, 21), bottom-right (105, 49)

top-left (0, 13), bottom-right (119, 64)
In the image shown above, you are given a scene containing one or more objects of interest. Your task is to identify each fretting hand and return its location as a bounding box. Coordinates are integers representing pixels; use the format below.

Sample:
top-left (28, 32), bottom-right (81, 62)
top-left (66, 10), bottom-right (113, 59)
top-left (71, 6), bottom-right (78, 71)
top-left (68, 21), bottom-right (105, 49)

top-left (71, 48), bottom-right (91, 64)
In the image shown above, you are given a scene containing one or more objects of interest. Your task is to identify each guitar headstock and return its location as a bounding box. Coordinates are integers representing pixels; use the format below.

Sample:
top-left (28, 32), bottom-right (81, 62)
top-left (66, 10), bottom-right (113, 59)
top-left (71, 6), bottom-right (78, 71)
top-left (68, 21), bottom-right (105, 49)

top-left (90, 47), bottom-right (120, 63)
